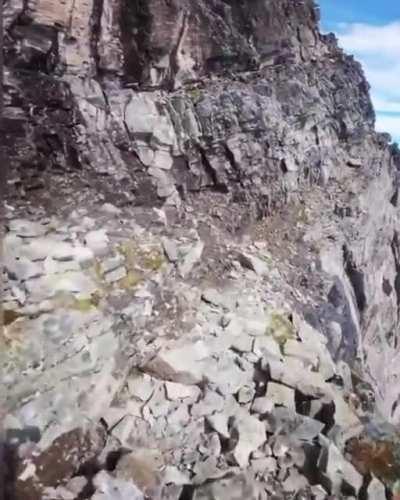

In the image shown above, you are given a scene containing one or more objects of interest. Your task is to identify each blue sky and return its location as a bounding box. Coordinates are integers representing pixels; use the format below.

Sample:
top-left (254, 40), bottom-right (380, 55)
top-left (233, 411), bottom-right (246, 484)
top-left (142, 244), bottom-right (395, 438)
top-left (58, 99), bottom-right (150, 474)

top-left (319, 0), bottom-right (400, 142)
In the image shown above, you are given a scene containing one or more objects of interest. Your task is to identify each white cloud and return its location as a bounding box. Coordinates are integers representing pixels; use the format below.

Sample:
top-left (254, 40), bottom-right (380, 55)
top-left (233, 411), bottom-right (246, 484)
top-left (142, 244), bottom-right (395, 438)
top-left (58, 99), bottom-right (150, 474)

top-left (334, 21), bottom-right (400, 141)
top-left (376, 115), bottom-right (400, 143)
top-left (338, 22), bottom-right (400, 55)
top-left (371, 96), bottom-right (400, 114)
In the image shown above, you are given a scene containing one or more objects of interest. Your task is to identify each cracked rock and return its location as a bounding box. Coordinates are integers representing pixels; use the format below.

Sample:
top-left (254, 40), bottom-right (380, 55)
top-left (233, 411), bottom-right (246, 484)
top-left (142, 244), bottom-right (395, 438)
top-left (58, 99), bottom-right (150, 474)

top-left (232, 410), bottom-right (266, 467)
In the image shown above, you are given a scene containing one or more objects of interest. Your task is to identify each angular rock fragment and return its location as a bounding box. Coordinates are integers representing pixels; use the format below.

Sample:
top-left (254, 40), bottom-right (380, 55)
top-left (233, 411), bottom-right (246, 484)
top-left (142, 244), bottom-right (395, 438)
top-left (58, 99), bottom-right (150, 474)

top-left (161, 238), bottom-right (179, 263)
top-left (206, 413), bottom-right (230, 439)
top-left (144, 340), bottom-right (209, 384)
top-left (115, 450), bottom-right (163, 499)
top-left (178, 240), bottom-right (204, 277)
top-left (367, 477), bottom-right (386, 500)
top-left (238, 252), bottom-right (269, 276)
top-left (232, 410), bottom-right (266, 467)
top-left (194, 473), bottom-right (261, 500)
top-left (91, 471), bottom-right (144, 500)
top-left (165, 381), bottom-right (201, 401)
top-left (267, 382), bottom-right (296, 410)
top-left (320, 440), bottom-right (363, 496)
top-left (8, 219), bottom-right (48, 238)
top-left (251, 397), bottom-right (274, 415)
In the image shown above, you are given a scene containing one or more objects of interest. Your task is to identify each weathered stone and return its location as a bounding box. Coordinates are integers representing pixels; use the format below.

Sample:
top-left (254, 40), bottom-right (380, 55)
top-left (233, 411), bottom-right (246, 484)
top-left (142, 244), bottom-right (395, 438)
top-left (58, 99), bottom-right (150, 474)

top-left (251, 457), bottom-right (278, 476)
top-left (8, 219), bottom-right (48, 238)
top-left (91, 471), bottom-right (144, 500)
top-left (101, 203), bottom-right (122, 215)
top-left (237, 385), bottom-right (256, 405)
top-left (202, 288), bottom-right (233, 310)
top-left (144, 340), bottom-right (209, 385)
top-left (115, 450), bottom-right (163, 499)
top-left (127, 373), bottom-right (155, 402)
top-left (251, 397), bottom-right (274, 415)
top-left (191, 389), bottom-right (225, 417)
top-left (100, 255), bottom-right (125, 274)
top-left (194, 473), bottom-right (261, 500)
top-left (165, 381), bottom-right (201, 401)
top-left (232, 410), bottom-right (266, 467)
top-left (104, 266), bottom-right (127, 283)
top-left (282, 468), bottom-right (309, 493)
top-left (230, 334), bottom-right (254, 353)
top-left (161, 238), bottom-right (179, 263)
top-left (4, 0), bottom-right (400, 496)
top-left (267, 382), bottom-right (296, 410)
top-left (85, 230), bottom-right (109, 255)
top-left (321, 441), bottom-right (363, 496)
top-left (367, 477), bottom-right (386, 500)
top-left (178, 240), bottom-right (204, 278)
top-left (6, 256), bottom-right (44, 281)
top-left (206, 413), bottom-right (230, 439)
top-left (163, 466), bottom-right (190, 486)
top-left (238, 252), bottom-right (269, 276)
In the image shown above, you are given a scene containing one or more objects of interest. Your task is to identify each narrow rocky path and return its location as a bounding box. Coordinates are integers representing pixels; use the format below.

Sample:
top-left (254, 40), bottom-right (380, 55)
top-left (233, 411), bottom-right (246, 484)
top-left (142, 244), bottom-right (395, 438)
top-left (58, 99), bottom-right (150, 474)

top-left (2, 190), bottom-right (394, 500)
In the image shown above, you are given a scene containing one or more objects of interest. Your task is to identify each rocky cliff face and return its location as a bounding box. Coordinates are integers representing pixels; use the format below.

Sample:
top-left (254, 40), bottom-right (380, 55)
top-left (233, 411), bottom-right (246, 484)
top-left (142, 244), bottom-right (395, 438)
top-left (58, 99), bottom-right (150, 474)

top-left (3, 1), bottom-right (400, 499)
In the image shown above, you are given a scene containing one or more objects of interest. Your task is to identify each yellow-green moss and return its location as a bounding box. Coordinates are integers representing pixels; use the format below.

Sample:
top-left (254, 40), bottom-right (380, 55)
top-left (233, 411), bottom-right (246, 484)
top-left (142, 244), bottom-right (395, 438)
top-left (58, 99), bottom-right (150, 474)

top-left (118, 270), bottom-right (143, 290)
top-left (71, 297), bottom-right (94, 312)
top-left (188, 88), bottom-right (202, 102)
top-left (93, 259), bottom-right (104, 281)
top-left (142, 250), bottom-right (164, 271)
top-left (117, 241), bottom-right (164, 272)
top-left (265, 311), bottom-right (295, 347)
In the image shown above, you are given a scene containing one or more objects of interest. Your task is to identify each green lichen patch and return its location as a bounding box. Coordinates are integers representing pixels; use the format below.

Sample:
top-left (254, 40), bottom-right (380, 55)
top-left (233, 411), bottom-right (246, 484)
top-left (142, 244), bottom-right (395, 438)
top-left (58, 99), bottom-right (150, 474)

top-left (142, 249), bottom-right (164, 271)
top-left (117, 270), bottom-right (143, 290)
top-left (265, 310), bottom-right (296, 348)
top-left (117, 241), bottom-right (165, 273)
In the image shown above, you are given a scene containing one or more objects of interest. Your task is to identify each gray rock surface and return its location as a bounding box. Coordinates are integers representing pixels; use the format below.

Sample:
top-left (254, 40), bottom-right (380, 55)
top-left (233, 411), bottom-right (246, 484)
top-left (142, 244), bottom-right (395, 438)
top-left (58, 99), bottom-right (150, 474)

top-left (3, 0), bottom-right (400, 499)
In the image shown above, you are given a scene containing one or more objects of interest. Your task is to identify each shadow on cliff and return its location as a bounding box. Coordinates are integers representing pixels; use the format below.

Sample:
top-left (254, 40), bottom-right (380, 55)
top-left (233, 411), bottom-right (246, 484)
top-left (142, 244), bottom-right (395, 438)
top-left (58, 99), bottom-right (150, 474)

top-left (2, 426), bottom-right (41, 500)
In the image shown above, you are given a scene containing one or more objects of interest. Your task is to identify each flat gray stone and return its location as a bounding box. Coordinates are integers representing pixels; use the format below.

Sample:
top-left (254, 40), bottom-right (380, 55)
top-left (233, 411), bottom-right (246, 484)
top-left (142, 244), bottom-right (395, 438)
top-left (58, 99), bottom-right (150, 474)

top-left (8, 219), bottom-right (48, 238)
top-left (165, 381), bottom-right (201, 401)
top-left (232, 410), bottom-right (266, 467)
top-left (238, 252), bottom-right (269, 276)
top-left (144, 340), bottom-right (209, 385)
top-left (367, 477), bottom-right (386, 500)
top-left (191, 389), bottom-right (225, 417)
top-left (161, 238), bottom-right (179, 262)
top-left (178, 240), bottom-right (204, 277)
top-left (91, 471), bottom-right (144, 500)
top-left (104, 266), bottom-right (127, 283)
top-left (282, 469), bottom-right (308, 493)
top-left (164, 466), bottom-right (190, 486)
top-left (206, 413), bottom-right (230, 439)
top-left (127, 373), bottom-right (155, 401)
top-left (267, 382), bottom-right (295, 410)
top-left (251, 397), bottom-right (274, 415)
top-left (323, 441), bottom-right (363, 496)
top-left (6, 256), bottom-right (44, 281)
top-left (85, 230), bottom-right (109, 255)
top-left (101, 203), bottom-right (122, 215)
top-left (237, 385), bottom-right (255, 404)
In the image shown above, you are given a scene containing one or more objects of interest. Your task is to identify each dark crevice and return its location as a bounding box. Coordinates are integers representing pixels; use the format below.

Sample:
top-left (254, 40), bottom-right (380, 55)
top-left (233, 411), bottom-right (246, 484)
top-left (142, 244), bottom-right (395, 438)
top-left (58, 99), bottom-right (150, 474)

top-left (199, 147), bottom-right (229, 193)
top-left (343, 244), bottom-right (367, 313)
top-left (224, 143), bottom-right (243, 184)
top-left (120, 0), bottom-right (152, 84)
top-left (178, 485), bottom-right (195, 500)
top-left (90, 0), bottom-right (104, 74)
